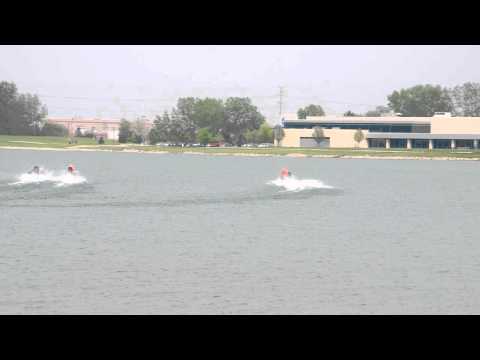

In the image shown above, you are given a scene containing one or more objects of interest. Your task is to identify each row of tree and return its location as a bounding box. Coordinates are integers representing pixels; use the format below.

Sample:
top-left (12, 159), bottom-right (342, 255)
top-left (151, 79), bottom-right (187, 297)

top-left (296, 82), bottom-right (480, 118)
top-left (120, 97), bottom-right (272, 146)
top-left (386, 83), bottom-right (480, 117)
top-left (0, 81), bottom-right (49, 135)
top-left (0, 80), bottom-right (72, 136)
top-left (118, 118), bottom-right (150, 144)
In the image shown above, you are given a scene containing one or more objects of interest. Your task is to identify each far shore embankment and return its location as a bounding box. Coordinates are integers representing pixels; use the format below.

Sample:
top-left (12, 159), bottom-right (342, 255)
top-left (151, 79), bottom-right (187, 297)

top-left (2, 144), bottom-right (480, 161)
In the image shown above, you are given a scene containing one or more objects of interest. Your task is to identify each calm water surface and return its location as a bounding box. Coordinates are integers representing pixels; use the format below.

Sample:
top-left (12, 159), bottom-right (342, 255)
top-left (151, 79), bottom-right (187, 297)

top-left (1, 149), bottom-right (480, 314)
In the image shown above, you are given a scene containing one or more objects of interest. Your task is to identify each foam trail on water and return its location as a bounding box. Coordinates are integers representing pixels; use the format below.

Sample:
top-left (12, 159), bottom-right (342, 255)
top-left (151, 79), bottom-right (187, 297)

top-left (11, 171), bottom-right (54, 185)
top-left (53, 172), bottom-right (87, 187)
top-left (267, 176), bottom-right (333, 192)
top-left (9, 169), bottom-right (86, 187)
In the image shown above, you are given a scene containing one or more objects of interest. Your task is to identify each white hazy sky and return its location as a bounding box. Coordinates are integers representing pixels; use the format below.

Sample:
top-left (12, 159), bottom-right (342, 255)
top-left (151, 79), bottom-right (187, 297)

top-left (1, 45), bottom-right (480, 124)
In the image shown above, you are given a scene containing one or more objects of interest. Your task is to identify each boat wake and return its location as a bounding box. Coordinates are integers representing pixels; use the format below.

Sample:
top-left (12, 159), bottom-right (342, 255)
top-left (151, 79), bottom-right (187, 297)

top-left (267, 176), bottom-right (333, 192)
top-left (9, 169), bottom-right (87, 187)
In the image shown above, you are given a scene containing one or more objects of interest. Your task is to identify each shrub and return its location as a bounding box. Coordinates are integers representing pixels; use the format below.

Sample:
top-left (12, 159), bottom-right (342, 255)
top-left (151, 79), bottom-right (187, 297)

top-left (41, 123), bottom-right (69, 137)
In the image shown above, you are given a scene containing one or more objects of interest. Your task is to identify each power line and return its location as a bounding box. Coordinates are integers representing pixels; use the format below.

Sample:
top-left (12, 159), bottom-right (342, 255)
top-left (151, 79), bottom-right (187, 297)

top-left (39, 94), bottom-right (379, 109)
top-left (37, 94), bottom-right (281, 102)
top-left (36, 91), bottom-right (382, 120)
top-left (37, 94), bottom-right (176, 102)
top-left (13, 78), bottom-right (383, 108)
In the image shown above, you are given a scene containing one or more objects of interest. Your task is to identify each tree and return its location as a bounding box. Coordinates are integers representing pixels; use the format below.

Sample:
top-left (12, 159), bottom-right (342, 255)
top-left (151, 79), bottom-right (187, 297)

top-left (149, 112), bottom-right (171, 144)
top-left (449, 82), bottom-right (480, 116)
top-left (118, 119), bottom-right (132, 143)
top-left (312, 126), bottom-right (325, 144)
top-left (196, 127), bottom-right (213, 145)
top-left (354, 129), bottom-right (365, 148)
top-left (176, 97), bottom-right (196, 120)
top-left (18, 93), bottom-right (48, 135)
top-left (297, 108), bottom-right (307, 119)
top-left (169, 109), bottom-right (196, 144)
top-left (131, 117), bottom-right (149, 144)
top-left (0, 81), bottom-right (48, 135)
top-left (176, 97), bottom-right (225, 137)
top-left (0, 81), bottom-right (22, 134)
top-left (176, 97), bottom-right (225, 142)
top-left (344, 110), bottom-right (360, 116)
top-left (243, 123), bottom-right (272, 144)
top-left (149, 110), bottom-right (196, 144)
top-left (150, 97), bottom-right (265, 145)
top-left (244, 128), bottom-right (258, 144)
top-left (273, 125), bottom-right (285, 146)
top-left (257, 122), bottom-right (273, 143)
top-left (222, 97), bottom-right (265, 145)
top-left (365, 105), bottom-right (391, 117)
top-left (211, 132), bottom-right (224, 143)
top-left (297, 104), bottom-right (325, 119)
top-left (192, 98), bottom-right (225, 133)
top-left (387, 84), bottom-right (453, 117)
top-left (41, 122), bottom-right (68, 137)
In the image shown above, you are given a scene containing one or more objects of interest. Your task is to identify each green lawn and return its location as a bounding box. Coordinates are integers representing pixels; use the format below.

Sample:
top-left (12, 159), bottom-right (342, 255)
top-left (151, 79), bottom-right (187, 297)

top-left (1, 135), bottom-right (480, 159)
top-left (0, 135), bottom-right (116, 148)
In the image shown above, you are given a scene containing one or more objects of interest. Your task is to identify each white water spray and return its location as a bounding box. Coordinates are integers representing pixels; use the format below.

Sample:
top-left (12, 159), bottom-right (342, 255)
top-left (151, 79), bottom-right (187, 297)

top-left (10, 168), bottom-right (87, 187)
top-left (267, 175), bottom-right (333, 192)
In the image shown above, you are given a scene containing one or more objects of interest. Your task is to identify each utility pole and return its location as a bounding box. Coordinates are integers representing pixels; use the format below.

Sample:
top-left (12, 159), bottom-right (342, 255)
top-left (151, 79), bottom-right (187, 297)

top-left (278, 86), bottom-right (285, 118)
top-left (278, 86), bottom-right (286, 126)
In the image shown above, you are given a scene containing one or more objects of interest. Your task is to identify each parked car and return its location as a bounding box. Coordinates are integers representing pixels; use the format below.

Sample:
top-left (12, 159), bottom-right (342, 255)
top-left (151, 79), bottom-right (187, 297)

top-left (258, 143), bottom-right (274, 148)
top-left (156, 142), bottom-right (170, 147)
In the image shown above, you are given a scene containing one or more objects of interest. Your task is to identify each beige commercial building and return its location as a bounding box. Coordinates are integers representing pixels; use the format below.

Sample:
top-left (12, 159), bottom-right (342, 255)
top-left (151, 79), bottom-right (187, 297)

top-left (278, 113), bottom-right (480, 149)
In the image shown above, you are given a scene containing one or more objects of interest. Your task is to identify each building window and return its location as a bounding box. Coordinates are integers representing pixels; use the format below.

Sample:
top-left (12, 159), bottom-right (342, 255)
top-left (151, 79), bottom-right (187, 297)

top-left (411, 139), bottom-right (429, 149)
top-left (368, 139), bottom-right (386, 148)
top-left (455, 140), bottom-right (474, 149)
top-left (390, 139), bottom-right (407, 148)
top-left (433, 139), bottom-right (451, 149)
top-left (283, 122), bottom-right (431, 133)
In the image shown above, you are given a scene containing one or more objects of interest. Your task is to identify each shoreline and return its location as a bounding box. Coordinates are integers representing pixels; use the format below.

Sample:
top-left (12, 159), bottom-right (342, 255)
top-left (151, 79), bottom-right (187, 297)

top-left (2, 145), bottom-right (480, 161)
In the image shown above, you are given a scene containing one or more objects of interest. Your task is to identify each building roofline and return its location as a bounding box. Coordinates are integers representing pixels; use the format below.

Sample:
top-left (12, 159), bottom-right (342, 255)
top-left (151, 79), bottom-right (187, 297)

top-left (284, 118), bottom-right (431, 124)
top-left (282, 115), bottom-right (480, 124)
top-left (367, 133), bottom-right (480, 140)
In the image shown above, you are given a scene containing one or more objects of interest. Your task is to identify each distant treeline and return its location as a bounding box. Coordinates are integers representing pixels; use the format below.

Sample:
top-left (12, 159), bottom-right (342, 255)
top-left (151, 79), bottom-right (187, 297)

top-left (298, 83), bottom-right (480, 118)
top-left (0, 81), bottom-right (69, 136)
top-left (119, 97), bottom-right (275, 145)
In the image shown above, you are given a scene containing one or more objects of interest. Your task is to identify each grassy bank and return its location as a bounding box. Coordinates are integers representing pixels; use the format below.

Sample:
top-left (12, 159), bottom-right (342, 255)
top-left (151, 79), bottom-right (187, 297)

top-left (0, 135), bottom-right (116, 148)
top-left (99, 146), bottom-right (480, 159)
top-left (2, 135), bottom-right (480, 159)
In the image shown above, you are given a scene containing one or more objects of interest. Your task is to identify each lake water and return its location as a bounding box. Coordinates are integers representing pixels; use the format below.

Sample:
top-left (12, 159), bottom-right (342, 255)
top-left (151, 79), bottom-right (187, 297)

top-left (1, 149), bottom-right (480, 314)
